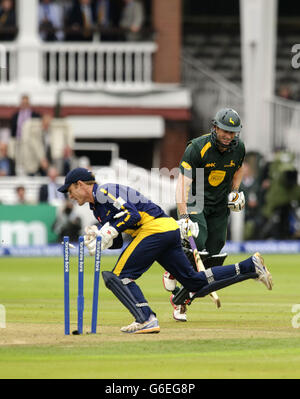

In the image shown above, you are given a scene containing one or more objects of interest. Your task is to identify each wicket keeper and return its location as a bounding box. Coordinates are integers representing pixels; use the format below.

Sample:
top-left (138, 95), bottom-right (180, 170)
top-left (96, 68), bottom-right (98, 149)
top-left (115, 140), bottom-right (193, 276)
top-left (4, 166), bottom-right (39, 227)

top-left (164, 108), bottom-right (246, 321)
top-left (58, 167), bottom-right (272, 334)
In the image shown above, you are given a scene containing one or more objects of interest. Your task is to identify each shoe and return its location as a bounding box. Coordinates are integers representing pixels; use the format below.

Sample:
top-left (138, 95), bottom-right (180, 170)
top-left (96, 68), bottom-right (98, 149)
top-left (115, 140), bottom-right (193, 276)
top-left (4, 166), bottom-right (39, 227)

top-left (170, 294), bottom-right (187, 322)
top-left (163, 271), bottom-right (177, 292)
top-left (252, 252), bottom-right (273, 290)
top-left (120, 315), bottom-right (160, 334)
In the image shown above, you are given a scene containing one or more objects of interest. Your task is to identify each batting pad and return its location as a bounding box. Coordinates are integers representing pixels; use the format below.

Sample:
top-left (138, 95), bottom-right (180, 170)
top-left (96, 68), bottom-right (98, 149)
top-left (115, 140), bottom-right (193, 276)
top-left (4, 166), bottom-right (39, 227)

top-left (172, 272), bottom-right (258, 305)
top-left (190, 272), bottom-right (258, 303)
top-left (203, 253), bottom-right (228, 268)
top-left (172, 287), bottom-right (191, 306)
top-left (182, 240), bottom-right (227, 270)
top-left (102, 271), bottom-right (148, 324)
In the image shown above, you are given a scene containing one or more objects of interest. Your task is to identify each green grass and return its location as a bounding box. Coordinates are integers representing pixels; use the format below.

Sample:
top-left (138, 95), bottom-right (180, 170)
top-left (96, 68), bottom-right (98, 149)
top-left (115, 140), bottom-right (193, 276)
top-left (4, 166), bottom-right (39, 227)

top-left (0, 254), bottom-right (300, 379)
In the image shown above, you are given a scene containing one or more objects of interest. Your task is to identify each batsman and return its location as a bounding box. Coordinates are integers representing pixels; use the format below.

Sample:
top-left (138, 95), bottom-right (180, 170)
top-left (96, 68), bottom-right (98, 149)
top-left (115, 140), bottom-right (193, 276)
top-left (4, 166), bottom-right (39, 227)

top-left (164, 108), bottom-right (246, 321)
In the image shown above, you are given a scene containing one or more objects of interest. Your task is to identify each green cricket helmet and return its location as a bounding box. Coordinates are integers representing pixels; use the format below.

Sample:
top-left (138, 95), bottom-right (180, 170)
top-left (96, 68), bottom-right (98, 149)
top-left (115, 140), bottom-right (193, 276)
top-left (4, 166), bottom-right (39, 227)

top-left (211, 108), bottom-right (242, 150)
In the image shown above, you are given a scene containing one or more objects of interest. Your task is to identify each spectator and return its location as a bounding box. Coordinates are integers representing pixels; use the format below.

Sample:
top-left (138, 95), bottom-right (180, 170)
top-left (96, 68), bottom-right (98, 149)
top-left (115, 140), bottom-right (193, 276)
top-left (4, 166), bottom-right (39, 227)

top-left (39, 165), bottom-right (66, 204)
top-left (62, 0), bottom-right (73, 13)
top-left (39, 113), bottom-right (74, 175)
top-left (103, 0), bottom-right (124, 33)
top-left (119, 0), bottom-right (144, 41)
top-left (0, 140), bottom-right (14, 175)
top-left (21, 114), bottom-right (74, 176)
top-left (38, 0), bottom-right (64, 41)
top-left (0, 0), bottom-right (16, 41)
top-left (10, 94), bottom-right (41, 140)
top-left (94, 0), bottom-right (110, 27)
top-left (239, 161), bottom-right (261, 240)
top-left (261, 150), bottom-right (300, 239)
top-left (93, 0), bottom-right (114, 41)
top-left (0, 125), bottom-right (10, 143)
top-left (14, 185), bottom-right (33, 205)
top-left (65, 0), bottom-right (95, 41)
top-left (52, 199), bottom-right (82, 242)
top-left (10, 95), bottom-right (41, 175)
top-left (277, 85), bottom-right (294, 100)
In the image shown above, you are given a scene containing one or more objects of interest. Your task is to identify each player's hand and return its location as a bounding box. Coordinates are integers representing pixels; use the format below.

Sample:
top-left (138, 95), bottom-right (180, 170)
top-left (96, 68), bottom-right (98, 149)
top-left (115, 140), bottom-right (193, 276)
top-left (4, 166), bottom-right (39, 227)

top-left (177, 216), bottom-right (199, 239)
top-left (84, 222), bottom-right (118, 255)
top-left (84, 225), bottom-right (99, 255)
top-left (84, 225), bottom-right (98, 250)
top-left (98, 222), bottom-right (118, 251)
top-left (228, 191), bottom-right (245, 212)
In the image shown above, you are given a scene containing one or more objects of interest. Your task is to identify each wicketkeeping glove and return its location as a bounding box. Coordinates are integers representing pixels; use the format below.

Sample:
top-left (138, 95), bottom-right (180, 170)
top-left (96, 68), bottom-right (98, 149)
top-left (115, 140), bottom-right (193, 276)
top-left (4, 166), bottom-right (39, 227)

top-left (84, 222), bottom-right (118, 255)
top-left (84, 225), bottom-right (98, 245)
top-left (228, 191), bottom-right (245, 212)
top-left (177, 215), bottom-right (199, 240)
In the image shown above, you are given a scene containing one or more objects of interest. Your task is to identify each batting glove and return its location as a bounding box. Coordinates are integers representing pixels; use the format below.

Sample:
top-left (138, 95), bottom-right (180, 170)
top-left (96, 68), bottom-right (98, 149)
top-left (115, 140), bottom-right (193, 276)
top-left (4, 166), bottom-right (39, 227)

top-left (177, 215), bottom-right (199, 240)
top-left (228, 191), bottom-right (245, 212)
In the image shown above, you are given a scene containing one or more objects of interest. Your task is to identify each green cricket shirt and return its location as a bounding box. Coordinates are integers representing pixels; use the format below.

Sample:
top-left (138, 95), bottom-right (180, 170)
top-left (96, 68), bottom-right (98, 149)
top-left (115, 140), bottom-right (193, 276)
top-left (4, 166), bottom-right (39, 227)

top-left (179, 133), bottom-right (245, 211)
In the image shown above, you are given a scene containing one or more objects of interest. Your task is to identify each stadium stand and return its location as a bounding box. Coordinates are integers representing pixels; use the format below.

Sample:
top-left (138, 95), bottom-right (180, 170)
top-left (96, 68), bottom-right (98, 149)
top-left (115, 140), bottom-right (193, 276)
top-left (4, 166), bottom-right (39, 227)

top-left (183, 14), bottom-right (300, 95)
top-left (181, 5), bottom-right (300, 173)
top-left (1, 0), bottom-right (300, 243)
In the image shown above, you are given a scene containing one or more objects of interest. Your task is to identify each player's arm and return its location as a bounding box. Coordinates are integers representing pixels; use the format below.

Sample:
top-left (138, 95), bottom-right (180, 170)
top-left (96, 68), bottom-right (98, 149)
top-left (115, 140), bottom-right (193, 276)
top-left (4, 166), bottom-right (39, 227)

top-left (175, 144), bottom-right (200, 238)
top-left (177, 142), bottom-right (199, 216)
top-left (231, 163), bottom-right (245, 191)
top-left (176, 172), bottom-right (193, 217)
top-left (175, 172), bottom-right (199, 238)
top-left (97, 185), bottom-right (141, 232)
top-left (84, 186), bottom-right (141, 254)
top-left (109, 200), bottom-right (141, 232)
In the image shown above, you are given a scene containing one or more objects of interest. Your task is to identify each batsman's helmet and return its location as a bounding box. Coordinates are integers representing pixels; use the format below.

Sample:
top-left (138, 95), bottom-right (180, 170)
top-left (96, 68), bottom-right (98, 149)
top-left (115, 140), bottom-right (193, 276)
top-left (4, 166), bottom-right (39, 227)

top-left (211, 108), bottom-right (242, 150)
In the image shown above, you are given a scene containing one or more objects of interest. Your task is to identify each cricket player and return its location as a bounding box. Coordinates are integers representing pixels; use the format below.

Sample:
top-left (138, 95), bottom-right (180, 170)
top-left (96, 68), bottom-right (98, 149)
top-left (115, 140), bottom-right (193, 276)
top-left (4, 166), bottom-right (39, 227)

top-left (164, 108), bottom-right (246, 321)
top-left (58, 167), bottom-right (272, 334)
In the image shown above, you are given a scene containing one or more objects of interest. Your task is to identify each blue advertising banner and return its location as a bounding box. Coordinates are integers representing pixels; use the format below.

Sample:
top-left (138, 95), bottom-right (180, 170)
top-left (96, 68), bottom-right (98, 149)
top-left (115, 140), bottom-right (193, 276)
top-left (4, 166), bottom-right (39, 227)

top-left (1, 240), bottom-right (300, 257)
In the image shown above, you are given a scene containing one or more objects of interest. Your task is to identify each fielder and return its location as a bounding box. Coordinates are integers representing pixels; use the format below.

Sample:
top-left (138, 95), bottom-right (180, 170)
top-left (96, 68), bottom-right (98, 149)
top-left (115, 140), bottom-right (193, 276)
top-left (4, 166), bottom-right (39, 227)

top-left (58, 167), bottom-right (272, 334)
top-left (164, 108), bottom-right (246, 321)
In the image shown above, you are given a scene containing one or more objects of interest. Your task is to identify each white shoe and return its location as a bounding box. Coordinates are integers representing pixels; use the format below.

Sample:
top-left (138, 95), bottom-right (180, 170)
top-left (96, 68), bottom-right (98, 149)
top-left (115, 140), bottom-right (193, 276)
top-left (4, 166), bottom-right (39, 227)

top-left (170, 295), bottom-right (187, 322)
top-left (252, 252), bottom-right (273, 290)
top-left (120, 315), bottom-right (160, 334)
top-left (163, 271), bottom-right (177, 292)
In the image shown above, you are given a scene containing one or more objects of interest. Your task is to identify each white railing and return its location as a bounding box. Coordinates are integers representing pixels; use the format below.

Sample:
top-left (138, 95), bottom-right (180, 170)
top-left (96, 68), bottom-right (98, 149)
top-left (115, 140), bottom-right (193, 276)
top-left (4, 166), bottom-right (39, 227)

top-left (0, 176), bottom-right (54, 204)
top-left (42, 42), bottom-right (157, 88)
top-left (0, 160), bottom-right (177, 216)
top-left (0, 43), bottom-right (17, 85)
top-left (182, 50), bottom-right (244, 130)
top-left (0, 41), bottom-right (157, 89)
top-left (268, 96), bottom-right (300, 171)
top-left (268, 96), bottom-right (300, 149)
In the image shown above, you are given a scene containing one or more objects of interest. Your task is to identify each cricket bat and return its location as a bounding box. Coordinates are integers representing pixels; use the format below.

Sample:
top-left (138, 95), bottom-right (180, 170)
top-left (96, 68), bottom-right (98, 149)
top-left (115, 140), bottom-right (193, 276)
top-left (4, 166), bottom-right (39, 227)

top-left (187, 230), bottom-right (221, 308)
